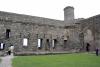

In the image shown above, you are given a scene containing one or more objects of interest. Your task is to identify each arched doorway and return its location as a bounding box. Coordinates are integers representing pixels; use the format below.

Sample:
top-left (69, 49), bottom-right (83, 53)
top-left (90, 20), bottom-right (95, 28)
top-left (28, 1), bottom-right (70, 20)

top-left (84, 29), bottom-right (93, 51)
top-left (86, 43), bottom-right (90, 52)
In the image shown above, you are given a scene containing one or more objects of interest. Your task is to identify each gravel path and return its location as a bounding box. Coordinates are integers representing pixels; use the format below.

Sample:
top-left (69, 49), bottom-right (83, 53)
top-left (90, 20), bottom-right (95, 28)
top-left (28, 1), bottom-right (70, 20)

top-left (0, 54), bottom-right (14, 67)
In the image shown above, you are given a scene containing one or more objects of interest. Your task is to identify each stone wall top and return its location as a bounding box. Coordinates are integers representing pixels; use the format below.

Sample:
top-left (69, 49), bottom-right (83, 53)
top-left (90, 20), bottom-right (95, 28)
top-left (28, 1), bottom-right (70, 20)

top-left (0, 11), bottom-right (65, 26)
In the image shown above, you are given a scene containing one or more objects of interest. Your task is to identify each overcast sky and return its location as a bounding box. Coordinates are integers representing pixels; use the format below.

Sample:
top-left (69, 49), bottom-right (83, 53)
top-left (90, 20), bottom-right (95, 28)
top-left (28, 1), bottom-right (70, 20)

top-left (0, 0), bottom-right (100, 20)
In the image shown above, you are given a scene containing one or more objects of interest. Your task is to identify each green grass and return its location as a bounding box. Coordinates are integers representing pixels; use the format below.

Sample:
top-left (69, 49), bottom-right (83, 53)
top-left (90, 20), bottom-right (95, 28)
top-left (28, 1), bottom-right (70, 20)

top-left (12, 53), bottom-right (100, 67)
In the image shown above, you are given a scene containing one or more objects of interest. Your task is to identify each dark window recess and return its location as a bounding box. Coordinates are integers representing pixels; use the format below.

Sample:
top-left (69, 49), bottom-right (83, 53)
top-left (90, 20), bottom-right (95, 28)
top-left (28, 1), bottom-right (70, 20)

top-left (64, 40), bottom-right (67, 48)
top-left (46, 39), bottom-right (50, 50)
top-left (6, 29), bottom-right (11, 38)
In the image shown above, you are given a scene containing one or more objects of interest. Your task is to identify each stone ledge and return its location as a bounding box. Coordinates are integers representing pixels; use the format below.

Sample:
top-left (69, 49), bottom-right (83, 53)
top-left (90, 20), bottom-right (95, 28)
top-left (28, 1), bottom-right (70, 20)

top-left (14, 50), bottom-right (80, 56)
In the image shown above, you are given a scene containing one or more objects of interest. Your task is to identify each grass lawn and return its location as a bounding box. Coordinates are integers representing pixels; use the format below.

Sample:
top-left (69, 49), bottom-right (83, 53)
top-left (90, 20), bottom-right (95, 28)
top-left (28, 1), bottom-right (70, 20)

top-left (12, 53), bottom-right (100, 67)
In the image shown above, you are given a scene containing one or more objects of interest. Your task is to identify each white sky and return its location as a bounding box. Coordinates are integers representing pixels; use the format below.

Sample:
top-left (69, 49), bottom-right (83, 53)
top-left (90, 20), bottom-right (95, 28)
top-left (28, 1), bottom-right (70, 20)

top-left (0, 0), bottom-right (100, 20)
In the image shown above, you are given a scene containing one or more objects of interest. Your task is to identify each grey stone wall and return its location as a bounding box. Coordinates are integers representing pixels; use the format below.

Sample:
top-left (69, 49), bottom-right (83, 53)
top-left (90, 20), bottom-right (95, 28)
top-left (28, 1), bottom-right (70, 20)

top-left (0, 17), bottom-right (68, 55)
top-left (0, 11), bottom-right (64, 26)
top-left (1, 6), bottom-right (100, 55)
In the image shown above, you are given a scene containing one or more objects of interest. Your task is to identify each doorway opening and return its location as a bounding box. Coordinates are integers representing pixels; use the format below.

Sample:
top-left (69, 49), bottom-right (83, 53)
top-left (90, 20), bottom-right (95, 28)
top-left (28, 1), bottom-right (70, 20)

top-left (6, 29), bottom-right (11, 38)
top-left (86, 43), bottom-right (90, 52)
top-left (64, 40), bottom-right (67, 48)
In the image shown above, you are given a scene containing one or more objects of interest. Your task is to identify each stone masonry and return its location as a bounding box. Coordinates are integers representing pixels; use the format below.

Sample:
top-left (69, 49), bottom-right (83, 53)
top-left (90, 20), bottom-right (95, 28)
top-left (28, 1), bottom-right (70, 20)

top-left (0, 6), bottom-right (100, 55)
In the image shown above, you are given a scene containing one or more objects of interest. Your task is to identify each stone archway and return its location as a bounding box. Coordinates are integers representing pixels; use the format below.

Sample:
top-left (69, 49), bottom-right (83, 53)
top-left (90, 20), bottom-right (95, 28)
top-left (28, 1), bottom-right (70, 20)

top-left (79, 27), bottom-right (94, 51)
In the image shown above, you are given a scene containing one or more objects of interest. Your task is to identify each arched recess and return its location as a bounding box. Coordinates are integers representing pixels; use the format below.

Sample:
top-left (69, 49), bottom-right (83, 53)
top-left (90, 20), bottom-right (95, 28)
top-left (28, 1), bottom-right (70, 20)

top-left (84, 29), bottom-right (94, 51)
top-left (79, 27), bottom-right (94, 51)
top-left (84, 29), bottom-right (93, 43)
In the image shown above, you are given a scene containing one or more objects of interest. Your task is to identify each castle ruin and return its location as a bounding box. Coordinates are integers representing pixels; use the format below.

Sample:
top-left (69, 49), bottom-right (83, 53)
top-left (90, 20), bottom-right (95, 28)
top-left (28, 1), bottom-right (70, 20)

top-left (0, 6), bottom-right (100, 55)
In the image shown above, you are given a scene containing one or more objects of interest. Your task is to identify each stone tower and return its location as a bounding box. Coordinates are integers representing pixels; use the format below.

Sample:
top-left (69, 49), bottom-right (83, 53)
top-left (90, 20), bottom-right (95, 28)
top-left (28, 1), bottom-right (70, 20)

top-left (64, 6), bottom-right (74, 25)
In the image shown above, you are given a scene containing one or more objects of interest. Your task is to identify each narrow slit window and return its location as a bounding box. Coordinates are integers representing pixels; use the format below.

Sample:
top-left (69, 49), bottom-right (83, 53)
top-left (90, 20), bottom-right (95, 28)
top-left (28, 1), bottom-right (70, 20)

top-left (23, 38), bottom-right (28, 46)
top-left (6, 29), bottom-right (11, 38)
top-left (52, 39), bottom-right (57, 49)
top-left (38, 39), bottom-right (42, 49)
top-left (52, 40), bottom-right (55, 48)
top-left (0, 43), bottom-right (5, 50)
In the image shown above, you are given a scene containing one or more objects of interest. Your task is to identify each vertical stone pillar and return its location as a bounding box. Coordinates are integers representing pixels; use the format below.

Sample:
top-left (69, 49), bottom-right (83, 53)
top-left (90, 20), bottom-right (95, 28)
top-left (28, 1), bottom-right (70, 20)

top-left (64, 6), bottom-right (74, 25)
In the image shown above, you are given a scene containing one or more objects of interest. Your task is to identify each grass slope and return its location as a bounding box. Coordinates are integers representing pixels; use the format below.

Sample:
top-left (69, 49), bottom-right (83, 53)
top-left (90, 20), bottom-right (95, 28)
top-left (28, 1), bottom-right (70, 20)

top-left (12, 53), bottom-right (100, 67)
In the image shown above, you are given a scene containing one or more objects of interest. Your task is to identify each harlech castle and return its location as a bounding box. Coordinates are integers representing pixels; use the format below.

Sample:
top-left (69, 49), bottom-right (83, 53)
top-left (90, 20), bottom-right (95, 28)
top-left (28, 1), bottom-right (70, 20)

top-left (0, 6), bottom-right (100, 55)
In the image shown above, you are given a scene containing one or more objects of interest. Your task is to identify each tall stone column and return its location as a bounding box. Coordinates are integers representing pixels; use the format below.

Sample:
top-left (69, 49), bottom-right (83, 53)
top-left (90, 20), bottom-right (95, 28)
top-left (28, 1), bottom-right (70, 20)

top-left (64, 6), bottom-right (74, 25)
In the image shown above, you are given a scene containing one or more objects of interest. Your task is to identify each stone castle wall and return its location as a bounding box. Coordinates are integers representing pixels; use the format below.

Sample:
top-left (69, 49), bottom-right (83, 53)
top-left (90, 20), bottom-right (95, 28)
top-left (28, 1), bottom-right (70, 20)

top-left (1, 6), bottom-right (100, 55)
